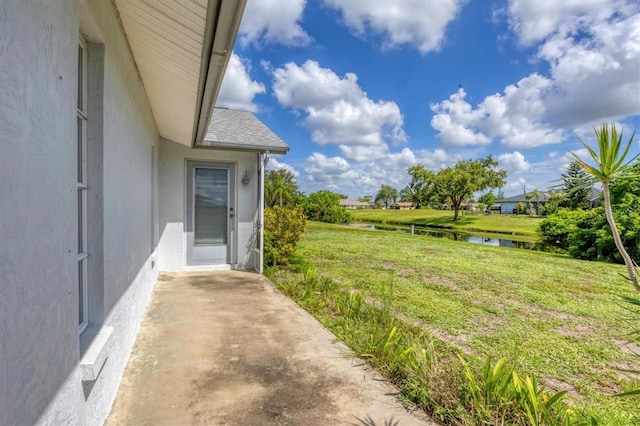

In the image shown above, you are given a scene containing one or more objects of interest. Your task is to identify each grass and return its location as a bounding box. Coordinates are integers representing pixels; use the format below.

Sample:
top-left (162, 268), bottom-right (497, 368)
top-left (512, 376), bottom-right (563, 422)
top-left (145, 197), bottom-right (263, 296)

top-left (350, 208), bottom-right (543, 240)
top-left (270, 222), bottom-right (640, 424)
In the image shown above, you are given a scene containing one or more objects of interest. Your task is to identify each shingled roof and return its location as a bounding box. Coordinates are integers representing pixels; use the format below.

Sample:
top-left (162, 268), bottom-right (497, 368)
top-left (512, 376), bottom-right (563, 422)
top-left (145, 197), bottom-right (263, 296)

top-left (199, 107), bottom-right (289, 153)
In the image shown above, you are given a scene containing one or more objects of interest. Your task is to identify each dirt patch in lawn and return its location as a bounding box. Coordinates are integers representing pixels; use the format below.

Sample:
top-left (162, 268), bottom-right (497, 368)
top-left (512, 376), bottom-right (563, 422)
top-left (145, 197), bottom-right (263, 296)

top-left (495, 299), bottom-right (581, 321)
top-left (594, 380), bottom-right (625, 395)
top-left (378, 261), bottom-right (463, 292)
top-left (379, 261), bottom-right (417, 278)
top-left (422, 274), bottom-right (459, 291)
top-left (613, 339), bottom-right (640, 355)
top-left (362, 294), bottom-right (474, 354)
top-left (544, 378), bottom-right (584, 401)
top-left (555, 324), bottom-right (597, 339)
top-left (610, 360), bottom-right (640, 383)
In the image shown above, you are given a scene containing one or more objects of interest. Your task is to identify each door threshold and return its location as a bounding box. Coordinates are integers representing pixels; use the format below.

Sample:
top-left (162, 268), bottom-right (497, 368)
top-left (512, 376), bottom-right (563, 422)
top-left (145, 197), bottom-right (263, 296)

top-left (184, 264), bottom-right (232, 272)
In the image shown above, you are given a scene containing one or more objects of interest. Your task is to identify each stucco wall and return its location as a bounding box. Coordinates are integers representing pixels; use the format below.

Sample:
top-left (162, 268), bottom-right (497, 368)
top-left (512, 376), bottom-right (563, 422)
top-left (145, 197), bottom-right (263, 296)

top-left (158, 139), bottom-right (259, 271)
top-left (501, 202), bottom-right (518, 214)
top-left (0, 1), bottom-right (159, 424)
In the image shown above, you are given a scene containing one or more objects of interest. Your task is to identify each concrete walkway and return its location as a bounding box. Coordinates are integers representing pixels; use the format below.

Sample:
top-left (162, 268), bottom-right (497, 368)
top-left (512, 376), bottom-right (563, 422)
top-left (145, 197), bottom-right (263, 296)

top-left (107, 271), bottom-right (434, 425)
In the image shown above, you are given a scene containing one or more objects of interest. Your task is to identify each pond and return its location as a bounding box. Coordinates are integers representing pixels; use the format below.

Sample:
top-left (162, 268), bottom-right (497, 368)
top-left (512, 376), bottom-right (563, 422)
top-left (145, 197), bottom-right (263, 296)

top-left (349, 222), bottom-right (543, 250)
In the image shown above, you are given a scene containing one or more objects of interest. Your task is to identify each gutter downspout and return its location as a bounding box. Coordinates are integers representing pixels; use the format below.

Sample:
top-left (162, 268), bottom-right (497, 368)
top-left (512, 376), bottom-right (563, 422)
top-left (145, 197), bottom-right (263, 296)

top-left (258, 151), bottom-right (270, 273)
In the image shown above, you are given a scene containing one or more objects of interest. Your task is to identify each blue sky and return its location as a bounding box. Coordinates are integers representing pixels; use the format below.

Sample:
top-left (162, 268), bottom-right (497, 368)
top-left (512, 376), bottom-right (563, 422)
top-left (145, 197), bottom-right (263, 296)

top-left (216, 0), bottom-right (640, 198)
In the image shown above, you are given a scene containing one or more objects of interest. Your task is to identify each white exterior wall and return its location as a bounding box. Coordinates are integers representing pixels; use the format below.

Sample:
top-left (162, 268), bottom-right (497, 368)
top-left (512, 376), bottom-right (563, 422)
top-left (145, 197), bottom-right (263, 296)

top-left (158, 138), bottom-right (259, 271)
top-left (0, 1), bottom-right (159, 424)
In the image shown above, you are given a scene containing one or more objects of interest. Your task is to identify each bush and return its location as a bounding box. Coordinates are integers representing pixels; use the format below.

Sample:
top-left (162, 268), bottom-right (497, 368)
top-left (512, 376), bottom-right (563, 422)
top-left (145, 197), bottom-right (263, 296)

top-left (539, 202), bottom-right (640, 263)
top-left (300, 190), bottom-right (352, 223)
top-left (264, 205), bottom-right (307, 267)
top-left (538, 209), bottom-right (583, 249)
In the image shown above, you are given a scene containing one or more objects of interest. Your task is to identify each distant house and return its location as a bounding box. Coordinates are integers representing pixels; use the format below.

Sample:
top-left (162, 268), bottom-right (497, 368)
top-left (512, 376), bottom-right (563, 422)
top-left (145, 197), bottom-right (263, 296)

top-left (497, 192), bottom-right (548, 214)
top-left (497, 188), bottom-right (603, 214)
top-left (589, 187), bottom-right (603, 209)
top-left (339, 199), bottom-right (371, 209)
top-left (393, 201), bottom-right (415, 210)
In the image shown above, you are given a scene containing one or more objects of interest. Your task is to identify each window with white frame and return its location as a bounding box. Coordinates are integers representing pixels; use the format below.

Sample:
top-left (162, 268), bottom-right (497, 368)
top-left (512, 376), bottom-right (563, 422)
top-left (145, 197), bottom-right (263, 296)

top-left (77, 38), bottom-right (88, 331)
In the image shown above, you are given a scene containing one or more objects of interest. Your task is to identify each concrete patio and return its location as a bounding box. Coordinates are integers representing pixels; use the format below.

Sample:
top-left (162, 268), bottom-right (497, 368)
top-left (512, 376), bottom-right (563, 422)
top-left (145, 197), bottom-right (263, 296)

top-left (106, 271), bottom-right (433, 425)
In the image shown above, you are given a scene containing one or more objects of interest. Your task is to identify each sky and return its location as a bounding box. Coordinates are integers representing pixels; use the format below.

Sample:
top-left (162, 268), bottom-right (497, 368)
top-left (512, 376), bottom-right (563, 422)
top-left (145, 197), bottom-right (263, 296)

top-left (215, 0), bottom-right (640, 199)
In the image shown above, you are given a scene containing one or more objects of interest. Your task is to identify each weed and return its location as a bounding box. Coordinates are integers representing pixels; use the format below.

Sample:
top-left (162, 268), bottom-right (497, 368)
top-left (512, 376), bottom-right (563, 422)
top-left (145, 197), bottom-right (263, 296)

top-left (274, 269), bottom-right (600, 425)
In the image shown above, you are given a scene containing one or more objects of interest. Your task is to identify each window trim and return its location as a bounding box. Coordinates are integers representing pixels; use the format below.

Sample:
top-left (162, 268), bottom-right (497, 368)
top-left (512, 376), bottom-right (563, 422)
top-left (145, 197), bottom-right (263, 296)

top-left (78, 37), bottom-right (89, 333)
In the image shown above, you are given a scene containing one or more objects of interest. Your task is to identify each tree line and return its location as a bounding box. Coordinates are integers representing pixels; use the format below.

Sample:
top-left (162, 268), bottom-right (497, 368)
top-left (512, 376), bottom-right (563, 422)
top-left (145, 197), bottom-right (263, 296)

top-left (370, 156), bottom-right (507, 221)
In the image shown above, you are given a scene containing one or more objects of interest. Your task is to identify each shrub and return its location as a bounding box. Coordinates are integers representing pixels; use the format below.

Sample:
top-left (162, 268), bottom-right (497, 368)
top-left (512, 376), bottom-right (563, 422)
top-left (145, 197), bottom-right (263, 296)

top-left (539, 209), bottom-right (583, 249)
top-left (300, 190), bottom-right (352, 223)
top-left (264, 205), bottom-right (307, 267)
top-left (539, 204), bottom-right (640, 263)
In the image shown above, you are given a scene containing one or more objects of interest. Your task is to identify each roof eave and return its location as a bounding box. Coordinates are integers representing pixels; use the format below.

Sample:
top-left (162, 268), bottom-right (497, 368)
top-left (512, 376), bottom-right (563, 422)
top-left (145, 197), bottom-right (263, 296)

top-left (192, 0), bottom-right (247, 147)
top-left (198, 142), bottom-right (290, 154)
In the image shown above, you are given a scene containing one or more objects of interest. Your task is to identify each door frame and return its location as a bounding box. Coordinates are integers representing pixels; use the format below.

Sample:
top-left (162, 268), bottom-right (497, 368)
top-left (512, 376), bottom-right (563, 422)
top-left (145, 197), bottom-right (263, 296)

top-left (185, 160), bottom-right (236, 266)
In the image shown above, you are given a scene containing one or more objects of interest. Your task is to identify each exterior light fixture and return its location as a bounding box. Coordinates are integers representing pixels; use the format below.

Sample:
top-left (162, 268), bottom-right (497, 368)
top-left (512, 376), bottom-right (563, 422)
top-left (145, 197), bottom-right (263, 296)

top-left (242, 170), bottom-right (250, 185)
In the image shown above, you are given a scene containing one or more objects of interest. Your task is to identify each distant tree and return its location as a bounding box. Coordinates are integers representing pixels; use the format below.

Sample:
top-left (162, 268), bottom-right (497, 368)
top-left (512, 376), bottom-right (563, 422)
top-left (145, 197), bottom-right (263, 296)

top-left (375, 185), bottom-right (399, 209)
top-left (265, 169), bottom-right (299, 207)
top-left (561, 161), bottom-right (590, 210)
top-left (477, 191), bottom-right (497, 207)
top-left (532, 189), bottom-right (542, 216)
top-left (544, 189), bottom-right (565, 215)
top-left (403, 165), bottom-right (437, 208)
top-left (434, 156), bottom-right (506, 221)
top-left (525, 192), bottom-right (534, 217)
top-left (300, 190), bottom-right (351, 223)
top-left (610, 159), bottom-right (640, 202)
top-left (358, 195), bottom-right (373, 203)
top-left (398, 187), bottom-right (411, 202)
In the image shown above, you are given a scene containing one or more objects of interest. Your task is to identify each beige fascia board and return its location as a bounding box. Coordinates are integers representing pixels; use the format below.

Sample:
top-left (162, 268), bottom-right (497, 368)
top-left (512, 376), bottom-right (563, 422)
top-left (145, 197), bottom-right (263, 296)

top-left (192, 0), bottom-right (247, 147)
top-left (195, 142), bottom-right (289, 154)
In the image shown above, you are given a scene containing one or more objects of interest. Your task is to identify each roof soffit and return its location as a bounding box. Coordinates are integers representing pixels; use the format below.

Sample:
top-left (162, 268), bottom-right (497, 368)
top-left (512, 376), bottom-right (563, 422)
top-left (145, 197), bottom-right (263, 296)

top-left (113, 0), bottom-right (245, 146)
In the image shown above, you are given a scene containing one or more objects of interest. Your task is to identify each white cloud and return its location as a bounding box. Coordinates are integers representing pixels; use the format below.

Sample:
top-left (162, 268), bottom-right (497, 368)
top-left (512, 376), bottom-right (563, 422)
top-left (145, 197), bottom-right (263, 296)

top-left (430, 3), bottom-right (639, 149)
top-left (239, 0), bottom-right (311, 46)
top-left (430, 89), bottom-right (492, 146)
top-left (431, 0), bottom-right (640, 148)
top-left (541, 13), bottom-right (640, 126)
top-left (272, 60), bottom-right (407, 161)
top-left (497, 151), bottom-right (531, 173)
top-left (339, 144), bottom-right (389, 162)
top-left (216, 54), bottom-right (265, 112)
top-left (507, 0), bottom-right (633, 45)
top-left (267, 157), bottom-right (300, 177)
top-left (303, 152), bottom-right (360, 193)
top-left (300, 147), bottom-right (462, 198)
top-left (430, 85), bottom-right (565, 148)
top-left (322, 0), bottom-right (464, 53)
top-left (504, 176), bottom-right (529, 192)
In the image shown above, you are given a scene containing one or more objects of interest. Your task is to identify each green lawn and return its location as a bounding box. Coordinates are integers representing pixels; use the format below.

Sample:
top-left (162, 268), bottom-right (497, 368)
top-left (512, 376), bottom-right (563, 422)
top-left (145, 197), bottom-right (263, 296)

top-left (273, 222), bottom-right (639, 423)
top-left (350, 208), bottom-right (543, 240)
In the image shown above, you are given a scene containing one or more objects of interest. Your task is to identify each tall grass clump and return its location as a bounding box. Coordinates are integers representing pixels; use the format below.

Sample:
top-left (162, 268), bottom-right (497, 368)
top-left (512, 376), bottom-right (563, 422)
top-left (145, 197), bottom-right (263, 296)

top-left (275, 269), bottom-right (591, 425)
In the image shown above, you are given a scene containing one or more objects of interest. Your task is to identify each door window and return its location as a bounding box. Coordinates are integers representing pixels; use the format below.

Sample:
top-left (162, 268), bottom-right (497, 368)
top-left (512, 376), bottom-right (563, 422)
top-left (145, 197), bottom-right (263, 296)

top-left (194, 168), bottom-right (228, 245)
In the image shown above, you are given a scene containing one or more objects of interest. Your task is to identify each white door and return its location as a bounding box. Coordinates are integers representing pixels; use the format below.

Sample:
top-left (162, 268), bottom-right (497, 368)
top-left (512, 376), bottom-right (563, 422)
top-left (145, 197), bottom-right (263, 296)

top-left (187, 161), bottom-right (235, 265)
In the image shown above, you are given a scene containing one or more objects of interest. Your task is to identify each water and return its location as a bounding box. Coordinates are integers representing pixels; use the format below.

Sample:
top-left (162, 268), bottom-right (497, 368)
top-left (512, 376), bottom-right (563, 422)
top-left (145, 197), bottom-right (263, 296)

top-left (350, 222), bottom-right (540, 250)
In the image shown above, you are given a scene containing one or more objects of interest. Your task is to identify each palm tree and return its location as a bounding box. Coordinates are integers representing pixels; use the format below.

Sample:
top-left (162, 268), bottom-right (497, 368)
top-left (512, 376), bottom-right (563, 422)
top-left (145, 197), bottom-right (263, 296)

top-left (525, 192), bottom-right (533, 217)
top-left (544, 189), bottom-right (565, 215)
top-left (532, 189), bottom-right (542, 216)
top-left (271, 175), bottom-right (291, 207)
top-left (571, 122), bottom-right (639, 291)
top-left (265, 169), bottom-right (298, 207)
